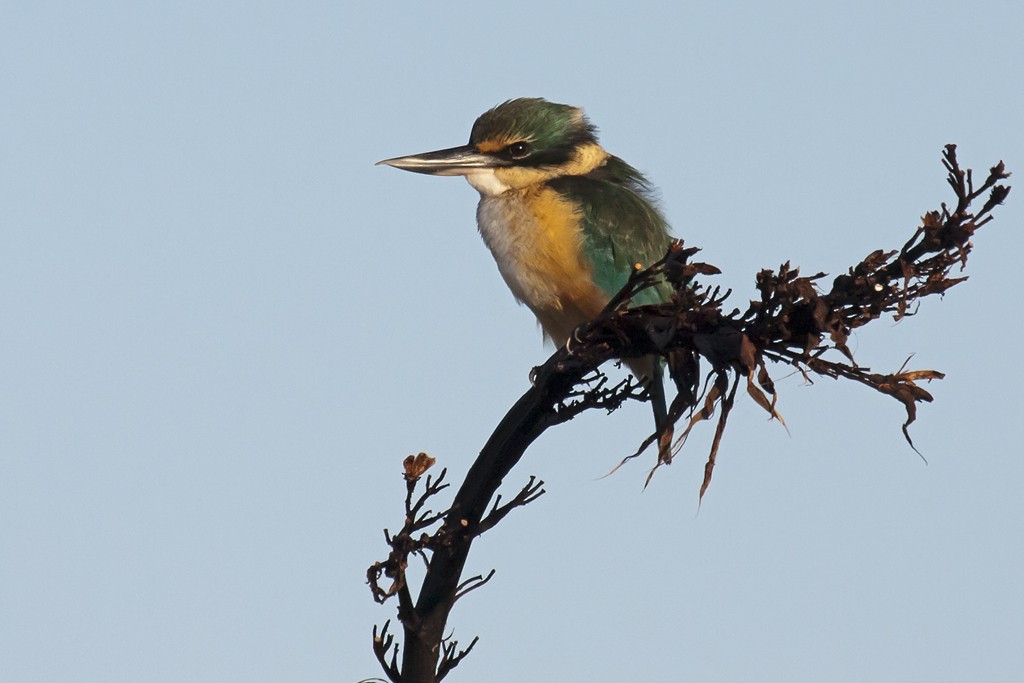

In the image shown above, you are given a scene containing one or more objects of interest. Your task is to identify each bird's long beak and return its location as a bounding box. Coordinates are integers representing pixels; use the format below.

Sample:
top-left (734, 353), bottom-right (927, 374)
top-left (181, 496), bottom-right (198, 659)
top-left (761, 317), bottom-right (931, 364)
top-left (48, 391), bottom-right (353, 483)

top-left (376, 144), bottom-right (508, 176)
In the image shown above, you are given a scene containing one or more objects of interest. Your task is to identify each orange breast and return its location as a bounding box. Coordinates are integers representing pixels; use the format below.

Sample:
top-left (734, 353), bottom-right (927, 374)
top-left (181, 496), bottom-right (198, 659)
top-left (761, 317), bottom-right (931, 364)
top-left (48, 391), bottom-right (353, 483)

top-left (476, 186), bottom-right (608, 345)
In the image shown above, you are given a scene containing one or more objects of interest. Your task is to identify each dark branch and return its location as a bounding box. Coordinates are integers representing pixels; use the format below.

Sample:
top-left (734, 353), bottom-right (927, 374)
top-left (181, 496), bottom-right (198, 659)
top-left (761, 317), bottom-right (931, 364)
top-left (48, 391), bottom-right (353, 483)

top-left (454, 569), bottom-right (496, 602)
top-left (366, 462), bottom-right (452, 606)
top-left (368, 146), bottom-right (1010, 681)
top-left (477, 477), bottom-right (546, 535)
top-left (436, 634), bottom-right (480, 681)
top-left (371, 620), bottom-right (401, 683)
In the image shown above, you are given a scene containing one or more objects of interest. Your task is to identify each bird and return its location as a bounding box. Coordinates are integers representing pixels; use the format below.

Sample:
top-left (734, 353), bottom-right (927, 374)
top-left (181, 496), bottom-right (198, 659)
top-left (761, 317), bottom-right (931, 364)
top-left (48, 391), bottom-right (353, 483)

top-left (378, 97), bottom-right (675, 459)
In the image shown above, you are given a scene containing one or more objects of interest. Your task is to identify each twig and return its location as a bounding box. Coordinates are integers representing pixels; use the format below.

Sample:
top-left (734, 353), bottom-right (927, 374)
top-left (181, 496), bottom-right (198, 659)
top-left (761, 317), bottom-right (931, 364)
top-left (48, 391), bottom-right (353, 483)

top-left (454, 569), bottom-right (496, 602)
top-left (436, 635), bottom-right (480, 681)
top-left (371, 620), bottom-right (401, 683)
top-left (477, 478), bottom-right (546, 535)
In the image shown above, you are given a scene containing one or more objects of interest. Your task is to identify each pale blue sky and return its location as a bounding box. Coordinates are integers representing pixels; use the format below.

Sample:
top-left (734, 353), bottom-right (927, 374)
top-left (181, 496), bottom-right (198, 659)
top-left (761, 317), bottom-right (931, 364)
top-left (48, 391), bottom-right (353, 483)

top-left (2, 2), bottom-right (1023, 681)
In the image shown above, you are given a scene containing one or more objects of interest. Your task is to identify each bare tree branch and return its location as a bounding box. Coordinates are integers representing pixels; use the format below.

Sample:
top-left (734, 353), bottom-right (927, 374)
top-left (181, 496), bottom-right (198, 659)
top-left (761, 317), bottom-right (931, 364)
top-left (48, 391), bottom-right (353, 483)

top-left (435, 634), bottom-right (480, 681)
top-left (366, 146), bottom-right (1010, 682)
top-left (371, 620), bottom-right (401, 683)
top-left (454, 569), bottom-right (496, 602)
top-left (477, 477), bottom-right (545, 535)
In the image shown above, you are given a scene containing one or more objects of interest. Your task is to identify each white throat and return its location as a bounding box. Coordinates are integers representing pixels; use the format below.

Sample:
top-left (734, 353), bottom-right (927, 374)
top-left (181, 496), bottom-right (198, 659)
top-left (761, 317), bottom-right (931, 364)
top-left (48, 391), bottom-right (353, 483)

top-left (464, 169), bottom-right (511, 197)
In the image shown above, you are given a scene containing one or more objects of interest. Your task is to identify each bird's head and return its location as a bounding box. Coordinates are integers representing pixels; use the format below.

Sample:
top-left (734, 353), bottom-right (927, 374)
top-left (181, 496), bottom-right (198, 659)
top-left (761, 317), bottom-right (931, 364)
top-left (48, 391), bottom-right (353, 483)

top-left (377, 98), bottom-right (609, 196)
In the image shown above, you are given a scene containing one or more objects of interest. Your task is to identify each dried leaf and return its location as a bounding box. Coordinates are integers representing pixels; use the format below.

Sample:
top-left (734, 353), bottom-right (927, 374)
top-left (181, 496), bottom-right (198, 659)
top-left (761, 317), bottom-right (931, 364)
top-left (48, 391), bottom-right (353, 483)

top-left (403, 452), bottom-right (436, 482)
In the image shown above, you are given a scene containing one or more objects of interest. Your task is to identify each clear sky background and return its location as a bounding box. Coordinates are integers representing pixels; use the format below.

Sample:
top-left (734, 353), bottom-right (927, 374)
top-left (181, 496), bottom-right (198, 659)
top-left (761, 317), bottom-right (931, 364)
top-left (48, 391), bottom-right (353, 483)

top-left (2, 2), bottom-right (1023, 681)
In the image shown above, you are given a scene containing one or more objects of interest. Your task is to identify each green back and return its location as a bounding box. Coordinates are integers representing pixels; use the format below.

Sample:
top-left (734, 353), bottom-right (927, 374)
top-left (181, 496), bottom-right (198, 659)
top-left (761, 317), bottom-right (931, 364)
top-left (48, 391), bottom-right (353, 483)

top-left (547, 156), bottom-right (673, 306)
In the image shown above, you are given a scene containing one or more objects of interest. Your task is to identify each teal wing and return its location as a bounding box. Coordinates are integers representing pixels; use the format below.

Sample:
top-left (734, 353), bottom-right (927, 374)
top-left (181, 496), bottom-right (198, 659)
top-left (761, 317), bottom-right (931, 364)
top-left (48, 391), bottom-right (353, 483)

top-left (547, 156), bottom-right (673, 306)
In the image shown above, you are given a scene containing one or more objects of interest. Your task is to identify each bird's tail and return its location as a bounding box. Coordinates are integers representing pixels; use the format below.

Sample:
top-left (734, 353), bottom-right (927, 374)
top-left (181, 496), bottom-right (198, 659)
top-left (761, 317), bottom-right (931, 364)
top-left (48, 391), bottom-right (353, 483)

top-left (626, 355), bottom-right (674, 465)
top-left (648, 360), bottom-right (674, 465)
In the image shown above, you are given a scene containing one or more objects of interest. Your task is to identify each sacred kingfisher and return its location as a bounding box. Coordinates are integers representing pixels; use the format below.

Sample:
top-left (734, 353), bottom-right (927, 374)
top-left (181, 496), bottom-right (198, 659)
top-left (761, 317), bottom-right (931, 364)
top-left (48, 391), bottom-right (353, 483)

top-left (378, 98), bottom-right (675, 456)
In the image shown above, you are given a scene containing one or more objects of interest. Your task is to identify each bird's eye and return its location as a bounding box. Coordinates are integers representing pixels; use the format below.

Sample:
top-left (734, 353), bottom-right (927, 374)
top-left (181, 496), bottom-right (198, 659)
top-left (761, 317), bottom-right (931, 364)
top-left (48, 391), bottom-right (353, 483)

top-left (507, 142), bottom-right (531, 159)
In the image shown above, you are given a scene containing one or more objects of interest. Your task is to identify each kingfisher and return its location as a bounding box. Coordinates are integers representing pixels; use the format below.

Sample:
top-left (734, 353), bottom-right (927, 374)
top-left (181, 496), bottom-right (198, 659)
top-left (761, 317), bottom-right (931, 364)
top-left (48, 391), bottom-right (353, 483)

top-left (378, 98), bottom-right (675, 459)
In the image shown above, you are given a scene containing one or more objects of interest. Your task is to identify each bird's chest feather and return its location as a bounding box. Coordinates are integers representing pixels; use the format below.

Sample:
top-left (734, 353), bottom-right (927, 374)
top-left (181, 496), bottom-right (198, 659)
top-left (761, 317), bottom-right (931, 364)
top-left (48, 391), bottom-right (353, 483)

top-left (476, 188), bottom-right (607, 340)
